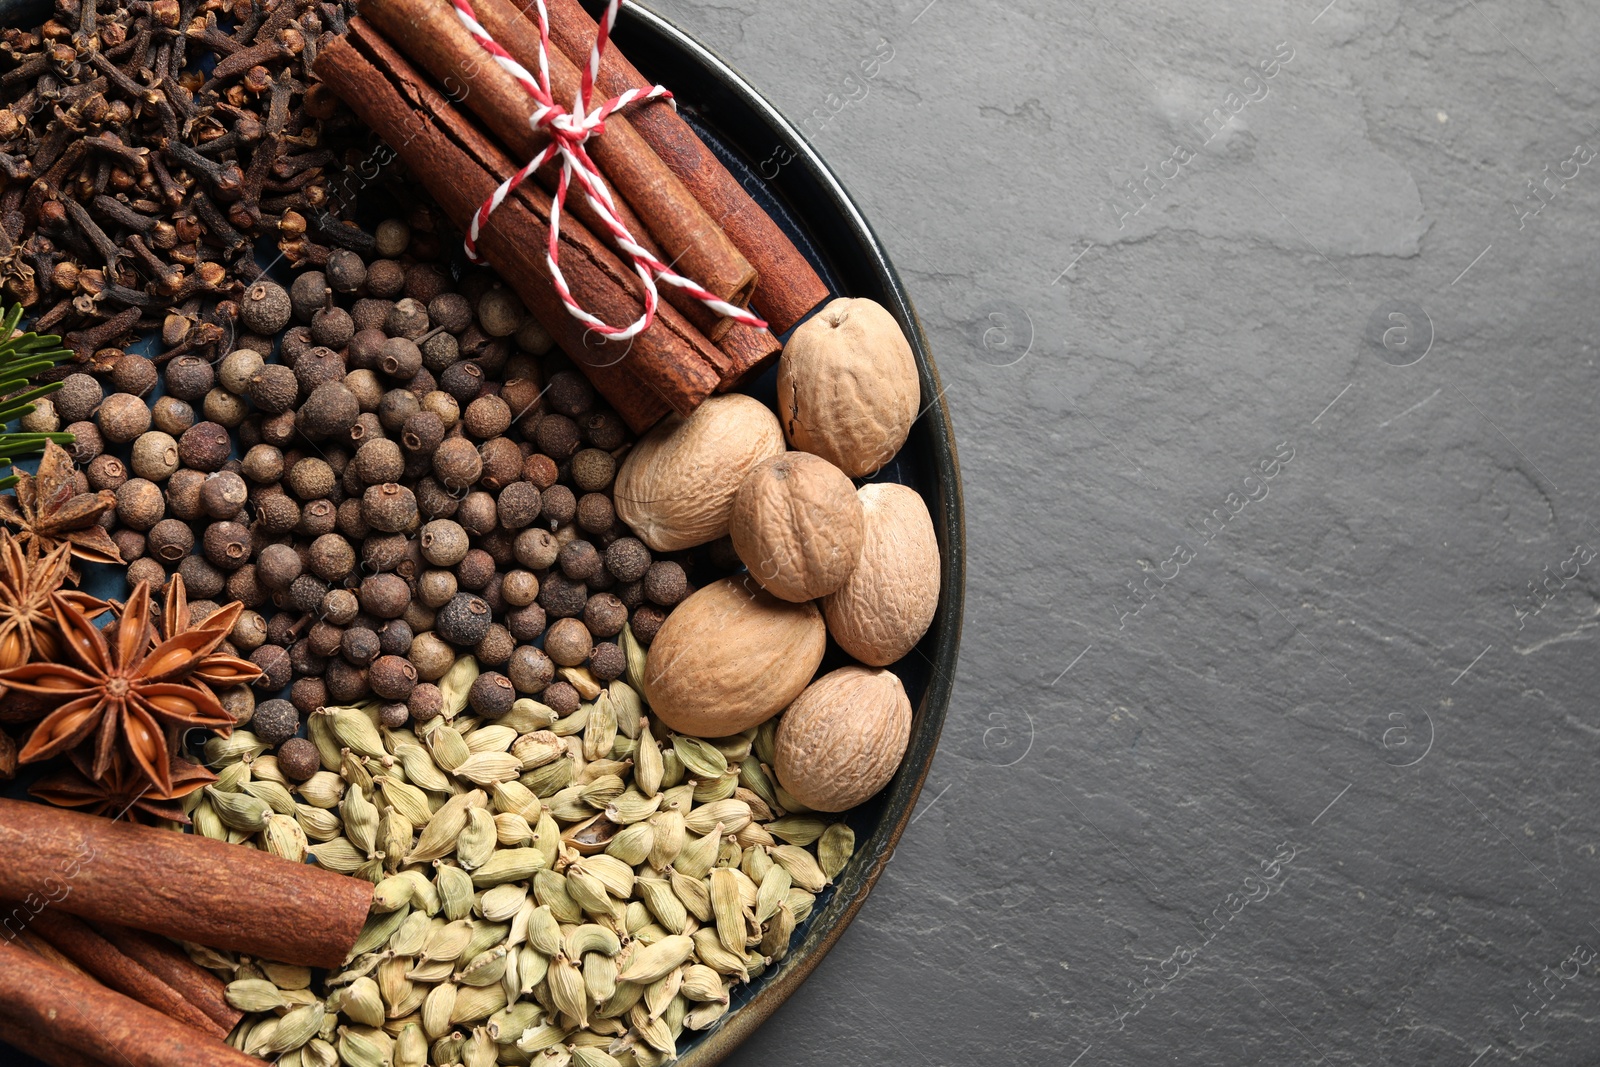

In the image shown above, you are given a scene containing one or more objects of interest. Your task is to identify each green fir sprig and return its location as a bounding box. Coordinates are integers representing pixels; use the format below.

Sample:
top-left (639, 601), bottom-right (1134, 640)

top-left (0, 303), bottom-right (76, 489)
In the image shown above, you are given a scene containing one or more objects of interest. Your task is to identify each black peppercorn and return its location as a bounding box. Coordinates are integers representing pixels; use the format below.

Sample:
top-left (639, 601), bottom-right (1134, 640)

top-left (385, 298), bottom-right (430, 340)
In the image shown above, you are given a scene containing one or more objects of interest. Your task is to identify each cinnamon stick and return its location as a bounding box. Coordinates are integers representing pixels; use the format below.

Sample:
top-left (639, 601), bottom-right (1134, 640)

top-left (0, 798), bottom-right (372, 970)
top-left (320, 24), bottom-right (725, 425)
top-left (0, 940), bottom-right (262, 1067)
top-left (4, 1023), bottom-right (109, 1067)
top-left (539, 0), bottom-right (831, 333)
top-left (360, 0), bottom-right (757, 316)
top-left (714, 321), bottom-right (782, 389)
top-left (20, 910), bottom-right (225, 1038)
top-left (92, 923), bottom-right (241, 1035)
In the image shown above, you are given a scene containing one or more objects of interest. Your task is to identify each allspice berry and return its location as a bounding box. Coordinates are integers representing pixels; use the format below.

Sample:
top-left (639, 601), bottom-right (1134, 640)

top-left (508, 645), bottom-right (555, 694)
top-left (126, 557), bottom-right (166, 590)
top-left (558, 539), bottom-right (602, 582)
top-left (290, 272), bottom-right (329, 322)
top-left (362, 482), bottom-right (419, 533)
top-left (436, 593), bottom-right (492, 646)
top-left (464, 395), bottom-right (512, 439)
top-left (251, 644), bottom-right (292, 690)
top-left (55, 374), bottom-right (103, 423)
top-left (279, 737), bottom-right (320, 781)
top-left (86, 454), bottom-right (127, 492)
top-left (644, 561), bottom-right (688, 606)
top-left (583, 593), bottom-right (628, 638)
top-left (630, 603), bottom-right (668, 645)
top-left (419, 568), bottom-right (459, 608)
top-left (218, 349), bottom-right (264, 396)
top-left (589, 642), bottom-right (625, 682)
top-left (65, 422), bottom-right (102, 464)
top-left (408, 631), bottom-right (457, 681)
top-left (402, 411), bottom-right (444, 454)
top-left (538, 572), bottom-right (588, 619)
top-left (408, 681), bottom-right (444, 722)
top-left (98, 392), bottom-right (152, 443)
top-left (322, 588), bottom-right (361, 626)
top-left (456, 491), bottom-right (497, 537)
top-left (151, 396), bottom-right (196, 436)
top-left (241, 280), bottom-right (293, 334)
top-left (203, 521), bottom-right (252, 570)
top-left (177, 421), bottom-right (232, 472)
top-left (309, 532), bottom-right (357, 581)
top-left (380, 337), bottom-right (422, 380)
top-left (359, 573), bottom-right (411, 620)
top-left (433, 436), bottom-right (483, 490)
top-left (605, 537), bottom-right (651, 583)
top-left (165, 468), bottom-right (206, 520)
top-left (544, 617), bottom-right (592, 667)
top-left (477, 287), bottom-right (525, 337)
top-left (257, 543), bottom-right (303, 590)
top-left (515, 528), bottom-right (561, 570)
top-left (109, 354), bottom-right (158, 397)
top-left (468, 671), bottom-right (515, 718)
top-left (115, 478), bottom-right (165, 531)
top-left (326, 248), bottom-right (367, 294)
top-left (534, 414), bottom-right (581, 459)
top-left (502, 570), bottom-right (540, 607)
top-left (200, 471), bottom-right (248, 519)
top-left (370, 655), bottom-right (417, 701)
top-left (576, 493), bottom-right (613, 535)
top-left (248, 364), bottom-right (299, 413)
top-left (354, 438), bottom-right (405, 484)
top-left (543, 680), bottom-right (580, 716)
top-left (299, 382), bottom-right (360, 438)
top-left (455, 548), bottom-right (495, 591)
top-left (420, 519), bottom-right (470, 567)
top-left (252, 699), bottom-right (300, 747)
top-left (148, 518), bottom-right (195, 562)
top-left (496, 482), bottom-right (541, 530)
top-left (570, 448), bottom-right (615, 492)
top-left (475, 623), bottom-right (515, 667)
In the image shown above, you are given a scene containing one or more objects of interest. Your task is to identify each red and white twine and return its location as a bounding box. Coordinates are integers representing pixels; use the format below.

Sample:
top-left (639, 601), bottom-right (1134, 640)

top-left (452, 0), bottom-right (766, 341)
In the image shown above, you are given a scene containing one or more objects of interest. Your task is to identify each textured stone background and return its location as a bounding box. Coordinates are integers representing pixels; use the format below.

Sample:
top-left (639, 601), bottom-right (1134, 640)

top-left (641, 1), bottom-right (1600, 1065)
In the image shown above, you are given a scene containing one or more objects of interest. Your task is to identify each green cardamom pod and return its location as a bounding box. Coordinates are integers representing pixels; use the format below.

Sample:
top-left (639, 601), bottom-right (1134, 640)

top-left (691, 770), bottom-right (741, 804)
top-left (582, 692), bottom-right (618, 762)
top-left (546, 953), bottom-right (588, 1027)
top-left (341, 784), bottom-right (380, 856)
top-left (684, 998), bottom-right (729, 1032)
top-left (422, 722), bottom-right (472, 773)
top-left (463, 723), bottom-right (518, 754)
top-left (408, 789), bottom-right (484, 864)
top-left (438, 656), bottom-right (481, 720)
top-left (213, 760), bottom-right (251, 793)
top-left (527, 903), bottom-right (562, 956)
top-left (263, 1002), bottom-right (324, 1055)
top-left (204, 731), bottom-right (269, 768)
top-left (478, 883), bottom-right (528, 924)
top-left (436, 862), bottom-right (477, 922)
top-left (452, 752), bottom-right (523, 787)
top-left (550, 703), bottom-right (590, 737)
top-left (339, 975), bottom-right (384, 1028)
top-left (224, 977), bottom-right (287, 1012)
top-left (693, 927), bottom-right (751, 980)
top-left (455, 945), bottom-right (508, 988)
top-left (564, 923), bottom-right (622, 958)
top-left (679, 963), bottom-right (727, 1003)
top-left (520, 757), bottom-right (573, 797)
top-left (759, 901), bottom-right (797, 961)
top-left (296, 771), bottom-right (347, 810)
top-left (206, 786), bottom-right (270, 833)
top-left (241, 778), bottom-right (297, 816)
top-left (263, 813), bottom-right (309, 864)
top-left (603, 789), bottom-right (662, 827)
top-left (620, 623), bottom-right (648, 694)
top-left (754, 866), bottom-right (791, 924)
top-left (659, 748), bottom-right (685, 790)
top-left (604, 821), bottom-right (654, 868)
top-left (684, 798), bottom-right (751, 837)
top-left (376, 776), bottom-right (434, 827)
top-left (709, 868), bottom-right (746, 956)
top-left (490, 780), bottom-right (542, 820)
top-left (455, 807), bottom-right (497, 871)
top-left (500, 697), bottom-right (557, 735)
top-left (471, 847), bottom-right (547, 888)
top-left (421, 981), bottom-right (459, 1039)
top-left (394, 1023), bottom-right (428, 1067)
top-left (492, 811), bottom-right (534, 847)
top-left (764, 815), bottom-right (828, 847)
top-left (634, 876), bottom-right (687, 935)
top-left (371, 874), bottom-right (414, 913)
top-left (450, 983), bottom-right (508, 1025)
top-left (388, 910), bottom-right (432, 957)
top-left (768, 843), bottom-right (828, 892)
top-left (323, 706), bottom-right (386, 760)
top-left (635, 723), bottom-right (663, 799)
top-left (646, 808), bottom-right (685, 872)
top-left (582, 951), bottom-right (619, 1010)
top-left (817, 823), bottom-right (855, 880)
top-left (616, 934), bottom-right (694, 985)
top-left (393, 743), bottom-right (453, 794)
top-left (670, 735), bottom-right (728, 780)
top-left (533, 869), bottom-right (583, 924)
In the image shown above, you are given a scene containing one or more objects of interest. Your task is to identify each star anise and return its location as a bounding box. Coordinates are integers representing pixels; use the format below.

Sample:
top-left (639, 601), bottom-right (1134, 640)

top-left (0, 440), bottom-right (123, 580)
top-left (30, 746), bottom-right (216, 825)
top-left (0, 581), bottom-right (238, 795)
top-left (0, 530), bottom-right (107, 672)
top-left (160, 574), bottom-right (262, 690)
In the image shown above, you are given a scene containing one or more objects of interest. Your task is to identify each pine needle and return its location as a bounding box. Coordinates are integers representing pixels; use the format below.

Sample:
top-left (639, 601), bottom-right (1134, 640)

top-left (0, 305), bottom-right (76, 489)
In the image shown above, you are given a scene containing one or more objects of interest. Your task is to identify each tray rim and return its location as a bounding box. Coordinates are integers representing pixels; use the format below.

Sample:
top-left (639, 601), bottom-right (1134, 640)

top-left (605, 4), bottom-right (968, 1063)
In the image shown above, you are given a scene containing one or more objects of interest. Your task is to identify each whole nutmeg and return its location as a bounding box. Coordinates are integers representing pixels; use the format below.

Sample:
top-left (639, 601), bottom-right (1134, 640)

top-left (729, 452), bottom-right (864, 602)
top-left (777, 297), bottom-right (919, 477)
top-left (115, 478), bottom-right (165, 531)
top-left (543, 617), bottom-right (592, 667)
top-left (822, 483), bottom-right (939, 666)
top-left (614, 394), bottom-right (784, 551)
top-left (773, 666), bottom-right (912, 812)
top-left (643, 576), bottom-right (826, 735)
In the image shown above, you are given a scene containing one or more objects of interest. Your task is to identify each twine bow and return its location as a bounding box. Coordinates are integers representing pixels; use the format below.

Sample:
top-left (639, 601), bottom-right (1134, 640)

top-left (452, 0), bottom-right (766, 341)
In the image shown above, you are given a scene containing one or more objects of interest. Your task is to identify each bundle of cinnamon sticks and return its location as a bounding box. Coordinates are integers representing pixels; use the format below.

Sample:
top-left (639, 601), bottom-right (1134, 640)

top-left (314, 0), bottom-right (831, 431)
top-left (0, 800), bottom-right (374, 1067)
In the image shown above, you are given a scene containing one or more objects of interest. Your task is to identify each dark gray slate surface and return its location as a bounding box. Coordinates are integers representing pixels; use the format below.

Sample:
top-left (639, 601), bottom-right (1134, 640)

top-left (645, 1), bottom-right (1600, 1065)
